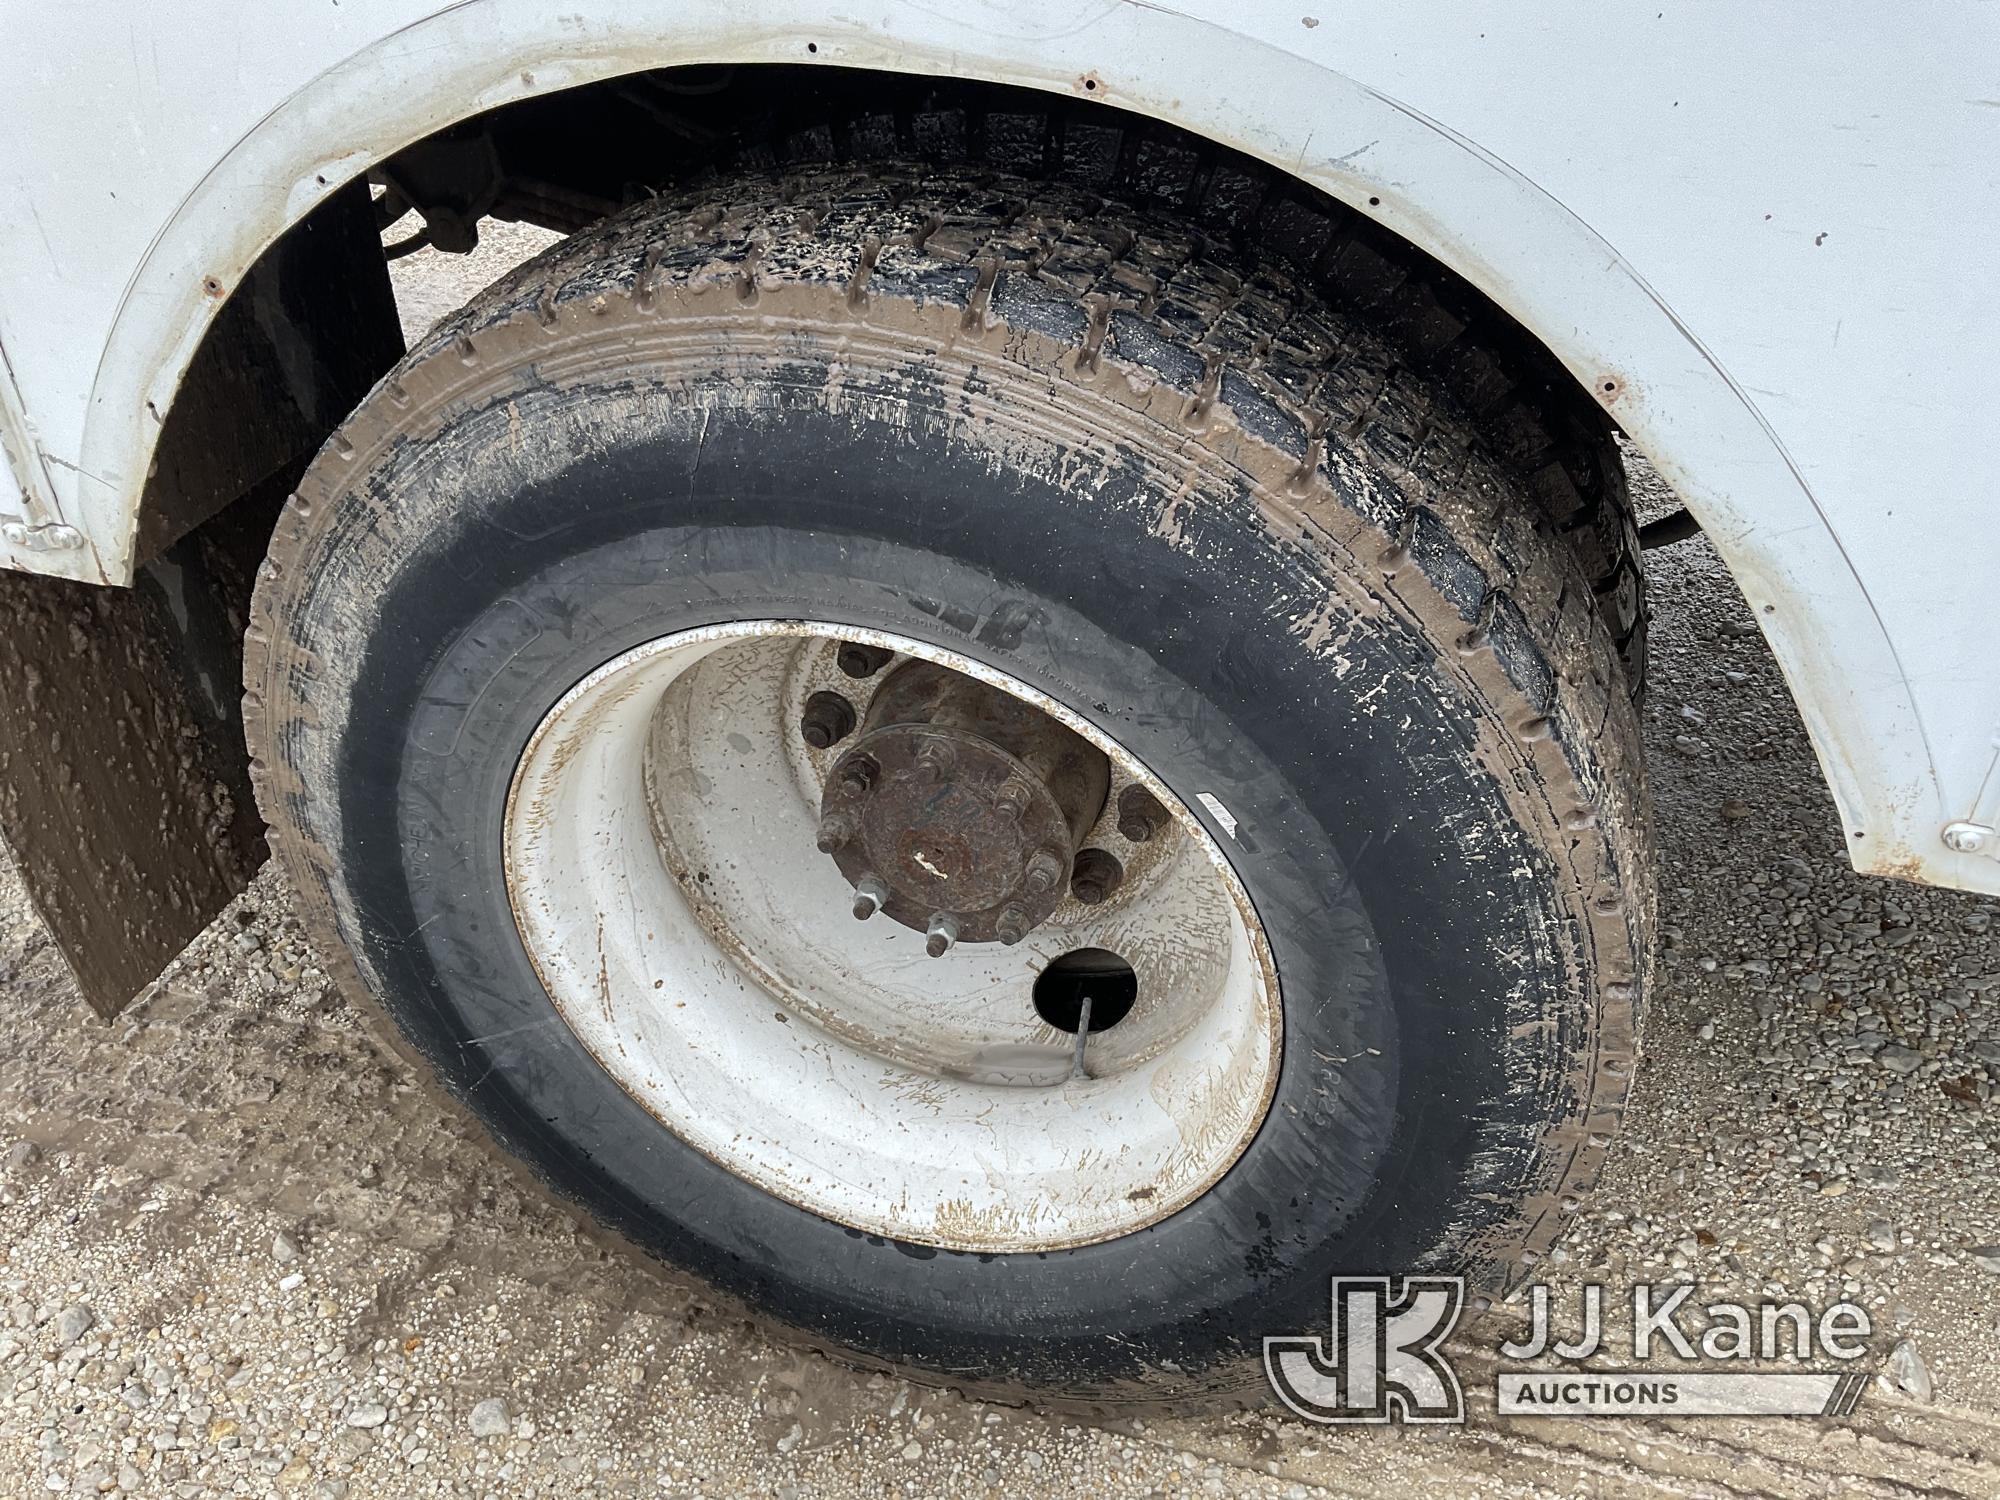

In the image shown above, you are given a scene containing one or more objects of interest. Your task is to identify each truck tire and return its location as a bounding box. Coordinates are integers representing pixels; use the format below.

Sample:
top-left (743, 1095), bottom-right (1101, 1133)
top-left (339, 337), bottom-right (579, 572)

top-left (245, 165), bottom-right (1652, 1409)
top-left (724, 88), bottom-right (1653, 697)
top-left (497, 76), bottom-right (1649, 696)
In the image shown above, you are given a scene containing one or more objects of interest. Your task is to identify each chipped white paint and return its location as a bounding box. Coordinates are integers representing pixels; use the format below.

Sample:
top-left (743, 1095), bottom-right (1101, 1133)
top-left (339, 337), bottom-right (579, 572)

top-left (503, 621), bottom-right (1280, 1251)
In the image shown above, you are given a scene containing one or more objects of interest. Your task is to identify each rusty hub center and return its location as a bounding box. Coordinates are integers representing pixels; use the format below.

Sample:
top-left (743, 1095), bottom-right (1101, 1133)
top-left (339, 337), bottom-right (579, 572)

top-left (817, 660), bottom-right (1110, 953)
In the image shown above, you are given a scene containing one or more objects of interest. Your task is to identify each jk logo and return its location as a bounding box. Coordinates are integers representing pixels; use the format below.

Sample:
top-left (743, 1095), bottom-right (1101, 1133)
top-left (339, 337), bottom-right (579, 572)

top-left (1264, 1276), bottom-right (1467, 1424)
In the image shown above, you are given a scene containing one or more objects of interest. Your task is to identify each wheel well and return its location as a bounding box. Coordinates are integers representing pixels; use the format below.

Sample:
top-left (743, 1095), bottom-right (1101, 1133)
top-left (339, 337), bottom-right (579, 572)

top-left (62, 59), bottom-right (1654, 1020)
top-left (149, 65), bottom-right (1624, 580)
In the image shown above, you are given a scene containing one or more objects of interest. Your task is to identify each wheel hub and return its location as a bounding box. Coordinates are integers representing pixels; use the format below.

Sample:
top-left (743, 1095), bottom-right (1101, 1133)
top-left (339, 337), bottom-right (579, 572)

top-left (817, 660), bottom-right (1110, 952)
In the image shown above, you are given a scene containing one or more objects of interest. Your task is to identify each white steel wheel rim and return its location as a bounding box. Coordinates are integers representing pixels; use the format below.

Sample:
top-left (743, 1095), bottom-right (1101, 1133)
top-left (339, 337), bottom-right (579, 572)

top-left (503, 621), bottom-right (1281, 1252)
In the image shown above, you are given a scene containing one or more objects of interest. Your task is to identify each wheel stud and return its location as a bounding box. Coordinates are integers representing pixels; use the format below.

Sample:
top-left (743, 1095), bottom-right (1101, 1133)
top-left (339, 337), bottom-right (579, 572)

top-left (800, 691), bottom-right (857, 749)
top-left (995, 904), bottom-right (1029, 945)
top-left (994, 778), bottom-right (1032, 823)
top-left (1116, 785), bottom-right (1169, 843)
top-left (837, 755), bottom-right (878, 795)
top-left (1070, 847), bottom-right (1125, 905)
top-left (1024, 848), bottom-right (1065, 896)
top-left (836, 642), bottom-right (895, 679)
top-left (925, 912), bottom-right (959, 958)
top-left (851, 876), bottom-right (889, 921)
top-left (816, 809), bottom-right (859, 853)
top-left (914, 739), bottom-right (957, 784)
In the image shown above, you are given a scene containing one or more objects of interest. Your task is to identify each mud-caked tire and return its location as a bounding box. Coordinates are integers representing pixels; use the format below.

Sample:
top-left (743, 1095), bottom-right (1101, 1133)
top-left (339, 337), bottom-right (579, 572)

top-left (246, 166), bottom-right (1653, 1409)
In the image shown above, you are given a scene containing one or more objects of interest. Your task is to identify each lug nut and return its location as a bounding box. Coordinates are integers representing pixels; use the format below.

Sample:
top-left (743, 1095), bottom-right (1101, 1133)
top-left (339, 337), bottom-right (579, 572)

top-left (836, 642), bottom-right (895, 679)
top-left (914, 739), bottom-right (958, 784)
top-left (994, 778), bottom-right (1032, 823)
top-left (995, 904), bottom-right (1029, 946)
top-left (851, 876), bottom-right (890, 921)
top-left (816, 809), bottom-right (859, 853)
top-left (1070, 847), bottom-right (1125, 905)
top-left (800, 691), bottom-right (857, 749)
top-left (837, 755), bottom-right (878, 795)
top-left (1117, 785), bottom-right (1170, 843)
top-left (925, 912), bottom-right (959, 958)
top-left (1024, 848), bottom-right (1066, 896)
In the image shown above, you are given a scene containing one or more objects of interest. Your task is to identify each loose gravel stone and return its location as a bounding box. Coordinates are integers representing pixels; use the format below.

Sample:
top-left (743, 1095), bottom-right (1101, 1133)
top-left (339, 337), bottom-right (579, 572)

top-left (53, 1304), bottom-right (93, 1346)
top-left (468, 1397), bottom-right (510, 1438)
top-left (1887, 1340), bottom-right (1934, 1402)
top-left (1874, 1043), bottom-right (1924, 1075)
top-left (344, 1403), bottom-right (389, 1430)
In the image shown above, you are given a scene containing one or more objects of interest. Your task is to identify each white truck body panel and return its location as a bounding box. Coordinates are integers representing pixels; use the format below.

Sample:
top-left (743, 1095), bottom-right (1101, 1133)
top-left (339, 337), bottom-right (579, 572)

top-left (0, 1), bottom-right (1994, 891)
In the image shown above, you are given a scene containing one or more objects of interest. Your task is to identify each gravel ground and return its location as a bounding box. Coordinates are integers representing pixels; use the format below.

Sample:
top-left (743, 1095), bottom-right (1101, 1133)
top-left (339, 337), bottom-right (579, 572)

top-left (0, 227), bottom-right (1993, 1497)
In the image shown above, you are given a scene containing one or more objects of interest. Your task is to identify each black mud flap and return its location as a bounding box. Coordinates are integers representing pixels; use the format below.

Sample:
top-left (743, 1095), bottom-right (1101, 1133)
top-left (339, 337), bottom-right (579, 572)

top-left (0, 175), bottom-right (404, 1018)
top-left (0, 501), bottom-right (278, 1016)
